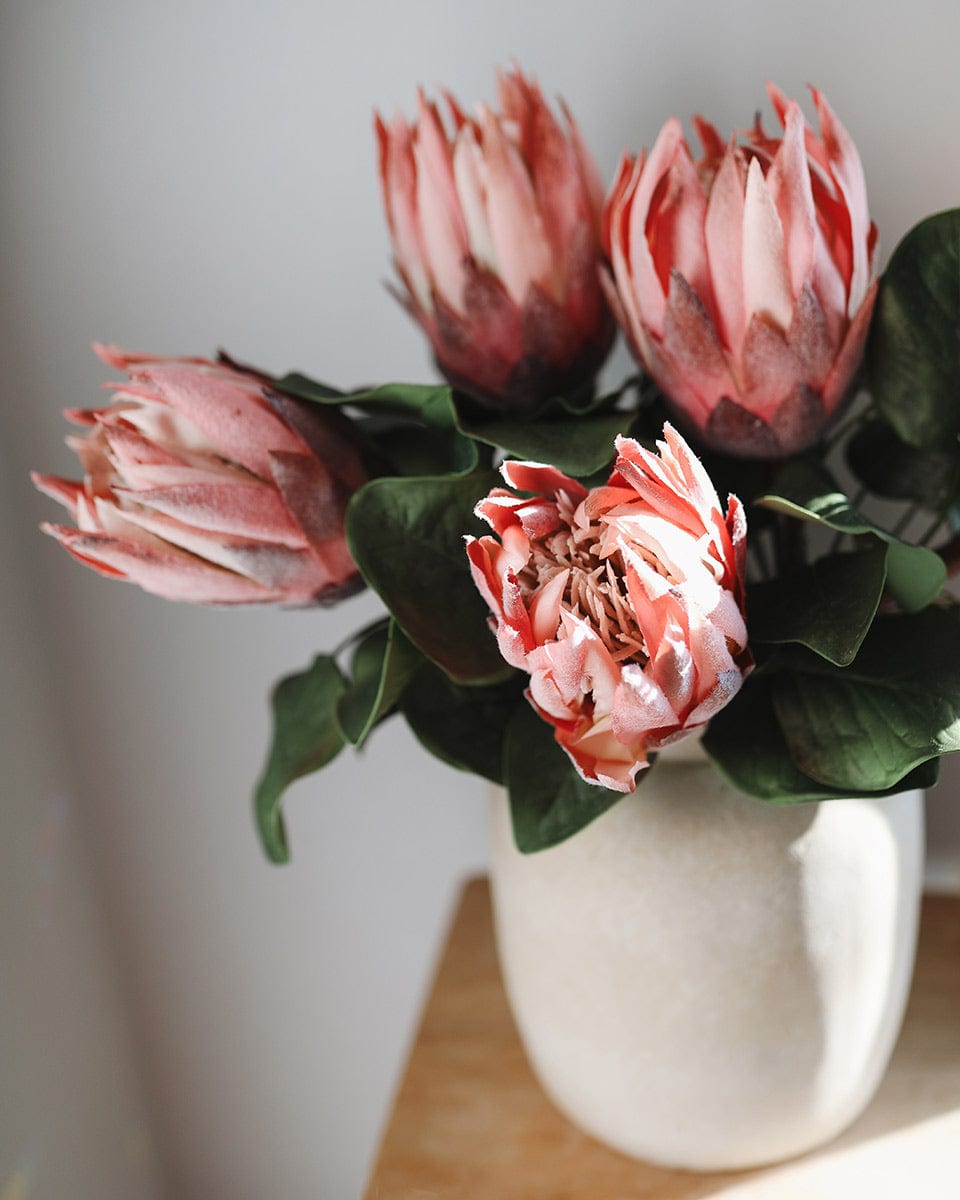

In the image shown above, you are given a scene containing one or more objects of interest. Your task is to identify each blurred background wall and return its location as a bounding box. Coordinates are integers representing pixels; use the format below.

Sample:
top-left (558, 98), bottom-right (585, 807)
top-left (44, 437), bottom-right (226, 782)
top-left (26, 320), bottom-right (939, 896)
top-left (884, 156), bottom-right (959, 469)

top-left (2, 1), bottom-right (959, 1196)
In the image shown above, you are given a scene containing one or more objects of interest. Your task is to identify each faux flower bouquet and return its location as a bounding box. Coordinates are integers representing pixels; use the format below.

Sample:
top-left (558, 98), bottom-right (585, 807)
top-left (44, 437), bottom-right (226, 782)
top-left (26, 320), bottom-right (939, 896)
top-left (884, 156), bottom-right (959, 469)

top-left (34, 67), bottom-right (960, 861)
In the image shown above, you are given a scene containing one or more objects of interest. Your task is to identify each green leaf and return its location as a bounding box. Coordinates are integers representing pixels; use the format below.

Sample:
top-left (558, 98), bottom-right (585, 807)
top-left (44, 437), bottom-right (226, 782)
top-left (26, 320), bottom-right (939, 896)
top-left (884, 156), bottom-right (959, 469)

top-left (504, 703), bottom-right (623, 852)
top-left (868, 209), bottom-right (960, 450)
top-left (703, 672), bottom-right (940, 802)
top-left (358, 418), bottom-right (479, 479)
top-left (348, 382), bottom-right (461, 429)
top-left (346, 470), bottom-right (511, 684)
top-left (273, 372), bottom-right (346, 403)
top-left (455, 407), bottom-right (633, 478)
top-left (846, 419), bottom-right (960, 509)
top-left (747, 543), bottom-right (887, 666)
top-left (336, 620), bottom-right (423, 748)
top-left (758, 460), bottom-right (946, 612)
top-left (254, 655), bottom-right (348, 864)
top-left (400, 663), bottom-right (525, 784)
top-left (771, 606), bottom-right (960, 791)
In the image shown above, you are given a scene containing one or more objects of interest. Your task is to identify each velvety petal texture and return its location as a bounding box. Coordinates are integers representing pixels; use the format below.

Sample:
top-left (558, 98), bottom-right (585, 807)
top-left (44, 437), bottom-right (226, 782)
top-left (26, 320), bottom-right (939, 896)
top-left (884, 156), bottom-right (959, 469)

top-left (466, 424), bottom-right (751, 791)
top-left (33, 346), bottom-right (366, 605)
top-left (603, 85), bottom-right (878, 457)
top-left (376, 66), bottom-right (614, 408)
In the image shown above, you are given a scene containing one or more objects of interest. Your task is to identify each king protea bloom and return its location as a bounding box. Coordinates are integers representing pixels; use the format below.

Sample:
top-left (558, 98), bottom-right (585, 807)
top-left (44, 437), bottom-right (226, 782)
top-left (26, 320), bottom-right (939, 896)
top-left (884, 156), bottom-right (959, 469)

top-left (32, 345), bottom-right (366, 605)
top-left (466, 425), bottom-right (750, 791)
top-left (604, 84), bottom-right (878, 457)
top-left (376, 66), bottom-right (614, 408)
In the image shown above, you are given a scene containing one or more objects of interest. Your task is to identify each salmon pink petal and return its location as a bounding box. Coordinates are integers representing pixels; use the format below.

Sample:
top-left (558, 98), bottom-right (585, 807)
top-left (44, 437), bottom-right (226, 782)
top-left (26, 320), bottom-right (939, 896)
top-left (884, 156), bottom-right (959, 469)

top-left (560, 98), bottom-right (606, 227)
top-left (821, 278), bottom-right (877, 412)
top-left (627, 120), bottom-right (688, 337)
top-left (810, 86), bottom-right (871, 315)
top-left (452, 126), bottom-right (498, 273)
top-left (767, 102), bottom-right (817, 299)
top-left (376, 113), bottom-right (431, 313)
top-left (41, 524), bottom-right (288, 604)
top-left (704, 145), bottom-right (747, 352)
top-left (742, 157), bottom-right (794, 331)
top-left (500, 458), bottom-right (587, 502)
top-left (141, 364), bottom-right (302, 478)
top-left (414, 92), bottom-right (470, 311)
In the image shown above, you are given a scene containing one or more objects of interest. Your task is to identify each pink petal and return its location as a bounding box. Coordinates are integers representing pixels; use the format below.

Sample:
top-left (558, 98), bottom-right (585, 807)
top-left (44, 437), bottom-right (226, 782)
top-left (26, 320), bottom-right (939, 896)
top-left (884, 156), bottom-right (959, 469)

top-left (41, 524), bottom-right (287, 604)
top-left (627, 121), bottom-right (692, 339)
top-left (740, 311), bottom-right (803, 421)
top-left (476, 104), bottom-right (553, 305)
top-left (116, 480), bottom-right (305, 545)
top-left (413, 92), bottom-right (470, 311)
top-left (453, 125), bottom-right (498, 272)
top-left (499, 458), bottom-right (587, 501)
top-left (645, 137), bottom-right (712, 316)
top-left (140, 364), bottom-right (302, 478)
top-left (704, 145), bottom-right (747, 352)
top-left (821, 277), bottom-right (877, 412)
top-left (662, 270), bottom-right (736, 419)
top-left (31, 473), bottom-right (83, 517)
top-left (375, 112), bottom-right (432, 312)
top-left (810, 86), bottom-right (872, 315)
top-left (560, 98), bottom-right (606, 228)
top-left (742, 157), bottom-right (794, 332)
top-left (766, 102), bottom-right (817, 300)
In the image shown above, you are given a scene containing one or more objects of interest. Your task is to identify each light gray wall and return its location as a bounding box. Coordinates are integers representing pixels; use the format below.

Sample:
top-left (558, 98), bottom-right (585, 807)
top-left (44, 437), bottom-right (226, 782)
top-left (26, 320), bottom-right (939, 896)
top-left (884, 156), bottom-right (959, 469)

top-left (3, 1), bottom-right (960, 1196)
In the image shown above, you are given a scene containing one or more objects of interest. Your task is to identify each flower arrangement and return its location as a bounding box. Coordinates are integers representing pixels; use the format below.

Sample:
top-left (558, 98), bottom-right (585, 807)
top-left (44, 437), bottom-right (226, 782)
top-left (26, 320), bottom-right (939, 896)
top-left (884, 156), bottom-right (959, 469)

top-left (33, 66), bottom-right (960, 862)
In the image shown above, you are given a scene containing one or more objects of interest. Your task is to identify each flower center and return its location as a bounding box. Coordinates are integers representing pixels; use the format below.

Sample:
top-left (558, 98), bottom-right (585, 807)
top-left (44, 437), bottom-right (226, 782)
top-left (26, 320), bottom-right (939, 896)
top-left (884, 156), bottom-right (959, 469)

top-left (517, 489), bottom-right (648, 664)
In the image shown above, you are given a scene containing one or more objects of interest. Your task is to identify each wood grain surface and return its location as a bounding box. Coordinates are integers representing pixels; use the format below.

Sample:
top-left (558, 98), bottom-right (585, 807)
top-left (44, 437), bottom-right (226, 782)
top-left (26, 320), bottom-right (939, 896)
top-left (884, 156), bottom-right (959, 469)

top-left (363, 880), bottom-right (960, 1199)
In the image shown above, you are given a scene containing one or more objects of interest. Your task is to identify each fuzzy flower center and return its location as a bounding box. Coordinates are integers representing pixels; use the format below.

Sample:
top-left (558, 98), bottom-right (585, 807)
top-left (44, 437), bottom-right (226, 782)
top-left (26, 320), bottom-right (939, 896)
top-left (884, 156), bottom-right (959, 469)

top-left (516, 489), bottom-right (648, 664)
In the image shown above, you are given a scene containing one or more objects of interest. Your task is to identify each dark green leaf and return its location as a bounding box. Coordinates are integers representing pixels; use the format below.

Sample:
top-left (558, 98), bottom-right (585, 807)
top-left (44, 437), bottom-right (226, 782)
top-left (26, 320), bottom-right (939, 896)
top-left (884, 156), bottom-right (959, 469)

top-left (770, 607), bottom-right (960, 791)
top-left (349, 382), bottom-right (459, 429)
top-left (346, 470), bottom-right (511, 684)
top-left (504, 703), bottom-right (623, 852)
top-left (455, 407), bottom-right (632, 478)
top-left (747, 543), bottom-right (887, 666)
top-left (703, 672), bottom-right (941, 802)
top-left (868, 209), bottom-right (960, 450)
top-left (400, 663), bottom-right (525, 784)
top-left (758, 460), bottom-right (946, 612)
top-left (846, 419), bottom-right (960, 509)
top-left (254, 655), bottom-right (348, 864)
top-left (359, 419), bottom-right (479, 478)
top-left (273, 372), bottom-right (346, 403)
top-left (336, 620), bottom-right (422, 748)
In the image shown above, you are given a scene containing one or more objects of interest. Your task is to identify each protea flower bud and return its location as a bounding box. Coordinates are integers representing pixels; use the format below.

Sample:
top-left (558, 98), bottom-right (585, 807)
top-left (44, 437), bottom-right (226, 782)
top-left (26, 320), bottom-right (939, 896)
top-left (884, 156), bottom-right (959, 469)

top-left (466, 425), bottom-right (750, 791)
top-left (32, 346), bottom-right (366, 605)
top-left (604, 84), bottom-right (878, 457)
top-left (376, 66), bottom-right (615, 409)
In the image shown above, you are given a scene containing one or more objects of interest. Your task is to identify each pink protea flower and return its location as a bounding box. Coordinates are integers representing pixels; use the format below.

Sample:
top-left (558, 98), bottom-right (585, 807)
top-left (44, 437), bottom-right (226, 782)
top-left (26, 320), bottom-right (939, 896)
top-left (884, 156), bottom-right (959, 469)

top-left (603, 84), bottom-right (878, 457)
top-left (32, 345), bottom-right (366, 605)
top-left (466, 425), bottom-right (750, 791)
top-left (376, 66), bottom-right (614, 408)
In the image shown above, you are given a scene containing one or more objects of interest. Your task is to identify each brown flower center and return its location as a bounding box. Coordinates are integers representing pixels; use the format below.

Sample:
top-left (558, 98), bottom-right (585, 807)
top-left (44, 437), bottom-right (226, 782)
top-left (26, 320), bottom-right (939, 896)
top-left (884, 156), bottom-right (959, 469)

top-left (516, 490), bottom-right (648, 664)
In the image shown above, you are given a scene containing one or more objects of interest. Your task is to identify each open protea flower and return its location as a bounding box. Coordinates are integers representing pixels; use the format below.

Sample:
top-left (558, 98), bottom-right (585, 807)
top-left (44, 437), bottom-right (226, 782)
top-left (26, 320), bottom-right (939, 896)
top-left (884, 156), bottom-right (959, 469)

top-left (466, 425), bottom-right (750, 791)
top-left (376, 66), bottom-right (614, 408)
top-left (32, 345), bottom-right (366, 605)
top-left (604, 84), bottom-right (878, 457)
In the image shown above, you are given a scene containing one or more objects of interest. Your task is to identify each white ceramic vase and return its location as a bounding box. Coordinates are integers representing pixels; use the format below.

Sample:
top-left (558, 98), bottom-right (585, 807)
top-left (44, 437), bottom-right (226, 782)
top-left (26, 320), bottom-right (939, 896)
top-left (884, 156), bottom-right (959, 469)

top-left (489, 737), bottom-right (924, 1171)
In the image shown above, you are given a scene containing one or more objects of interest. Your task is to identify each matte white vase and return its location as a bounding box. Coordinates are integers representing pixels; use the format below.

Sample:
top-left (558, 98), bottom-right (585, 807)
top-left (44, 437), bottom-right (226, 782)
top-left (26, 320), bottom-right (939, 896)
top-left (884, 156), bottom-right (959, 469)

top-left (489, 737), bottom-right (924, 1170)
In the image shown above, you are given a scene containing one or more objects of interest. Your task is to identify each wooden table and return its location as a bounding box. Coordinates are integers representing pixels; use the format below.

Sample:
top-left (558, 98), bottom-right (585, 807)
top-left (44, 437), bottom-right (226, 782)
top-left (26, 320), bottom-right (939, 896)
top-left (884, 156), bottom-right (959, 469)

top-left (364, 879), bottom-right (960, 1199)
